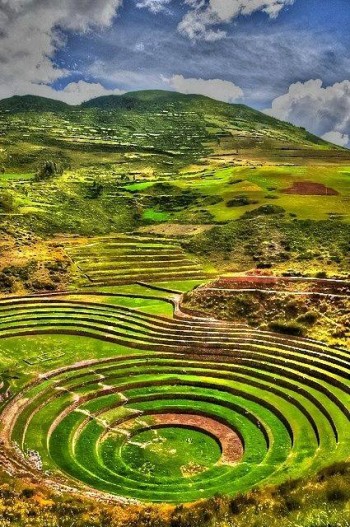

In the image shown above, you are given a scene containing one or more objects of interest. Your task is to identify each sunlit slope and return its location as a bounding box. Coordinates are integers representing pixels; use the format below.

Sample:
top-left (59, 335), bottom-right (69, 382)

top-left (1, 91), bottom-right (348, 174)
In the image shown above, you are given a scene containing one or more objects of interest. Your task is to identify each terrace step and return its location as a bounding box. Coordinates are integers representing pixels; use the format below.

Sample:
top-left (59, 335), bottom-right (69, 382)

top-left (4, 333), bottom-right (349, 503)
top-left (84, 264), bottom-right (202, 276)
top-left (79, 259), bottom-right (197, 270)
top-left (87, 272), bottom-right (207, 285)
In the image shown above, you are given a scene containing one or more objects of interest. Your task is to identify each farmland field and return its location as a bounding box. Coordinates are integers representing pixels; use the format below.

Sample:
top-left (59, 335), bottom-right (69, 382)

top-left (0, 92), bottom-right (349, 523)
top-left (0, 278), bottom-right (349, 503)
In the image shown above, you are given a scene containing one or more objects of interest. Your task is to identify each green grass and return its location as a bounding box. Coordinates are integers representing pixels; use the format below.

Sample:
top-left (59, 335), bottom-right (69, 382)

top-left (65, 235), bottom-right (208, 286)
top-left (0, 91), bottom-right (349, 512)
top-left (1, 291), bottom-right (348, 503)
top-left (172, 165), bottom-right (350, 222)
top-left (0, 91), bottom-right (349, 236)
top-left (120, 426), bottom-right (222, 479)
top-left (142, 208), bottom-right (171, 222)
top-left (0, 172), bottom-right (34, 182)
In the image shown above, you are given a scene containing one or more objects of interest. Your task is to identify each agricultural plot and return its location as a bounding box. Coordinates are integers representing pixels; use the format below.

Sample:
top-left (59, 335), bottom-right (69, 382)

top-left (0, 92), bottom-right (349, 512)
top-left (183, 277), bottom-right (350, 348)
top-left (172, 165), bottom-right (350, 223)
top-left (0, 288), bottom-right (349, 503)
top-left (65, 235), bottom-right (210, 286)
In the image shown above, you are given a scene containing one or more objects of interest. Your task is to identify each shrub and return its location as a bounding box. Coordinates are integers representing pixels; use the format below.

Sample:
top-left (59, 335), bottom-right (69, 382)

top-left (86, 180), bottom-right (104, 199)
top-left (326, 488), bottom-right (349, 502)
top-left (284, 497), bottom-right (301, 512)
top-left (201, 195), bottom-right (223, 206)
top-left (0, 272), bottom-right (15, 292)
top-left (297, 311), bottom-right (318, 325)
top-left (226, 195), bottom-right (259, 207)
top-left (35, 160), bottom-right (63, 181)
top-left (228, 178), bottom-right (244, 185)
top-left (21, 488), bottom-right (35, 499)
top-left (30, 280), bottom-right (57, 291)
top-left (0, 190), bottom-right (16, 212)
top-left (242, 205), bottom-right (286, 218)
top-left (269, 319), bottom-right (306, 336)
top-left (256, 262), bottom-right (272, 269)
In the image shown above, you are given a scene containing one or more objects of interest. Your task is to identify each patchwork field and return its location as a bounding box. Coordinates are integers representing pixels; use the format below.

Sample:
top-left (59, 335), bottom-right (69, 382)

top-left (0, 93), bottom-right (349, 524)
top-left (65, 235), bottom-right (211, 286)
top-left (0, 282), bottom-right (348, 504)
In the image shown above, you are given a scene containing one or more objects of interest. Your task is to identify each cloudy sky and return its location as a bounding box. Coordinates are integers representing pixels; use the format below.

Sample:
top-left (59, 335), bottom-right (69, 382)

top-left (1, 0), bottom-right (350, 146)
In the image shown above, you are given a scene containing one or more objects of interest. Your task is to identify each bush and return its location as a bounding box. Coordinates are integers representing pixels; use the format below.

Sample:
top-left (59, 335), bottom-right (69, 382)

top-left (226, 195), bottom-right (258, 207)
top-left (30, 280), bottom-right (57, 291)
top-left (242, 205), bottom-right (286, 218)
top-left (201, 195), bottom-right (223, 206)
top-left (0, 272), bottom-right (14, 292)
top-left (228, 178), bottom-right (244, 185)
top-left (86, 180), bottom-right (104, 199)
top-left (296, 311), bottom-right (318, 325)
top-left (284, 497), bottom-right (301, 512)
top-left (35, 160), bottom-right (63, 181)
top-left (0, 190), bottom-right (16, 212)
top-left (326, 488), bottom-right (349, 502)
top-left (269, 319), bottom-right (306, 336)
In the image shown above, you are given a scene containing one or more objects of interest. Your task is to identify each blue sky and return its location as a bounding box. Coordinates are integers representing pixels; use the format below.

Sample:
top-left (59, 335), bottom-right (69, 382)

top-left (53, 0), bottom-right (350, 107)
top-left (0, 0), bottom-right (350, 145)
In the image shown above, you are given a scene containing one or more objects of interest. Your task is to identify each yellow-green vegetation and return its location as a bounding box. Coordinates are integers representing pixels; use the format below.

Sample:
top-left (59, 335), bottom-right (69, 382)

top-left (0, 92), bottom-right (349, 526)
top-left (183, 277), bottom-right (350, 349)
top-left (0, 286), bottom-right (349, 505)
top-left (0, 462), bottom-right (349, 527)
top-left (0, 91), bottom-right (350, 238)
top-left (64, 234), bottom-right (212, 286)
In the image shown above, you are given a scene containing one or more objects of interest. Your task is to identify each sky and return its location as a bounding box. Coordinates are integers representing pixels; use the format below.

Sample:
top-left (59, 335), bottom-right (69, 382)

top-left (1, 0), bottom-right (350, 146)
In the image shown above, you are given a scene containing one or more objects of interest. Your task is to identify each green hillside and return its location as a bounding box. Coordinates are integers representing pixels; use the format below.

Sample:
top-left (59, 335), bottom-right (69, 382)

top-left (0, 90), bottom-right (347, 175)
top-left (0, 94), bottom-right (72, 113)
top-left (82, 90), bottom-right (334, 147)
top-left (0, 91), bottom-right (349, 247)
top-left (0, 91), bottom-right (349, 525)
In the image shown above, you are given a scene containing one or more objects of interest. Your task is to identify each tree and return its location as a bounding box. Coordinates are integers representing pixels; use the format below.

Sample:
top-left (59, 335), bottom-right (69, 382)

top-left (85, 180), bottom-right (103, 199)
top-left (35, 160), bottom-right (63, 181)
top-left (0, 190), bottom-right (15, 212)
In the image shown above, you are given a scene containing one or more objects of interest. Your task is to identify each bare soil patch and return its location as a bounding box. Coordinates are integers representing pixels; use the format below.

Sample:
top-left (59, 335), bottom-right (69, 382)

top-left (201, 276), bottom-right (350, 295)
top-left (153, 413), bottom-right (244, 465)
top-left (281, 181), bottom-right (339, 195)
top-left (137, 224), bottom-right (214, 237)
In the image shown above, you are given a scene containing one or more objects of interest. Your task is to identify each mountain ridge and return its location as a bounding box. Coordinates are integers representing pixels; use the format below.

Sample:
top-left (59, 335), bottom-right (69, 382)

top-left (1, 91), bottom-right (349, 167)
top-left (0, 90), bottom-right (338, 150)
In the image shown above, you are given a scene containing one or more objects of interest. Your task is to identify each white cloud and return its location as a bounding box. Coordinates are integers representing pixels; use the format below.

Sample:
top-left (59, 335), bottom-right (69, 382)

top-left (322, 131), bottom-right (349, 148)
top-left (88, 63), bottom-right (167, 91)
top-left (1, 80), bottom-right (124, 105)
top-left (178, 0), bottom-right (294, 41)
top-left (134, 42), bottom-right (146, 52)
top-left (0, 0), bottom-right (123, 100)
top-left (167, 74), bottom-right (243, 102)
top-left (265, 79), bottom-right (350, 148)
top-left (35, 81), bottom-right (125, 105)
top-left (136, 0), bottom-right (172, 13)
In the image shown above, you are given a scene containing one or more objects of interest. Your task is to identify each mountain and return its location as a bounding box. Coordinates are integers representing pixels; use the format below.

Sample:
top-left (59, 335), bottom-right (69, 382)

top-left (80, 90), bottom-right (333, 147)
top-left (0, 95), bottom-right (72, 114)
top-left (0, 90), bottom-right (334, 150)
top-left (0, 91), bottom-right (349, 175)
top-left (81, 90), bottom-right (192, 110)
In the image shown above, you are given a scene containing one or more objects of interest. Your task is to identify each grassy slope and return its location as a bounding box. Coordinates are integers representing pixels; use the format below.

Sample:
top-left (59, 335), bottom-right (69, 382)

top-left (2, 288), bottom-right (348, 504)
top-left (0, 91), bottom-right (346, 173)
top-left (0, 92), bottom-right (349, 242)
top-left (0, 455), bottom-right (349, 526)
top-left (0, 93), bottom-right (349, 524)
